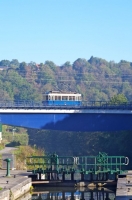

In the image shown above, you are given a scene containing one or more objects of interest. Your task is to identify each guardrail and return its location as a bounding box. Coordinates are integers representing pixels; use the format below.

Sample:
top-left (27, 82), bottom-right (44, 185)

top-left (0, 100), bottom-right (132, 110)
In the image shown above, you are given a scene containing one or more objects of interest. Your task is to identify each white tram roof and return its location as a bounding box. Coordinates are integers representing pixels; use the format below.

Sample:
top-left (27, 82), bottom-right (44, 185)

top-left (45, 91), bottom-right (81, 96)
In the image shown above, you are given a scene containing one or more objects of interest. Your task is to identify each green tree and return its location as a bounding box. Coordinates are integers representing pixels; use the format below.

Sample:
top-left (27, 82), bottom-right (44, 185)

top-left (109, 94), bottom-right (128, 104)
top-left (10, 59), bottom-right (20, 67)
top-left (0, 59), bottom-right (10, 66)
top-left (45, 60), bottom-right (56, 71)
top-left (62, 61), bottom-right (71, 67)
top-left (19, 62), bottom-right (27, 71)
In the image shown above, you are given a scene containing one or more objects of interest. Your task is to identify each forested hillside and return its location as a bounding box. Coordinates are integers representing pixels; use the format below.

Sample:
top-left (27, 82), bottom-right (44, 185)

top-left (0, 57), bottom-right (132, 101)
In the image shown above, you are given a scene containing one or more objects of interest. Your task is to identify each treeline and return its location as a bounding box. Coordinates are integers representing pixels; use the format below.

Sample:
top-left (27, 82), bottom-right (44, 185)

top-left (0, 57), bottom-right (132, 102)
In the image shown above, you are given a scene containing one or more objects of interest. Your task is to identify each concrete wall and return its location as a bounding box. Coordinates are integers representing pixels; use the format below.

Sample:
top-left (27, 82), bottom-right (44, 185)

top-left (10, 178), bottom-right (31, 200)
top-left (0, 178), bottom-right (31, 200)
top-left (0, 190), bottom-right (9, 200)
top-left (15, 192), bottom-right (31, 200)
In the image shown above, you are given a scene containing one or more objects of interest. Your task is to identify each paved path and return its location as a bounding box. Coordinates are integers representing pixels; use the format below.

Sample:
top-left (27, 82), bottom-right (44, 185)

top-left (0, 147), bottom-right (17, 169)
top-left (0, 147), bottom-right (17, 154)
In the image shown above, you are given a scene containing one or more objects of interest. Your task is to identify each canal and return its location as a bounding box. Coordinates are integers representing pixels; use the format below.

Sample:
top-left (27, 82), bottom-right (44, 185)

top-left (17, 187), bottom-right (116, 200)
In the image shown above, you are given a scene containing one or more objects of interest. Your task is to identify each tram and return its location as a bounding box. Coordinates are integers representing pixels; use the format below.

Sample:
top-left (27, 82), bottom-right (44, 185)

top-left (43, 91), bottom-right (82, 106)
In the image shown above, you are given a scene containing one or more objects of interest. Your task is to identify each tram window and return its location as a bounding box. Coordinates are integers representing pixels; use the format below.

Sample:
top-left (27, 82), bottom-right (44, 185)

top-left (55, 96), bottom-right (61, 100)
top-left (46, 96), bottom-right (48, 100)
top-left (49, 96), bottom-right (51, 100)
top-left (62, 96), bottom-right (68, 100)
top-left (69, 96), bottom-right (75, 100)
top-left (72, 96), bottom-right (75, 100)
top-left (69, 96), bottom-right (73, 101)
top-left (58, 96), bottom-right (61, 100)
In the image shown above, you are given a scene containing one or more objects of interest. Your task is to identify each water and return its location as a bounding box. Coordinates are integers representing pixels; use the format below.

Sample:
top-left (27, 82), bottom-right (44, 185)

top-left (18, 187), bottom-right (116, 200)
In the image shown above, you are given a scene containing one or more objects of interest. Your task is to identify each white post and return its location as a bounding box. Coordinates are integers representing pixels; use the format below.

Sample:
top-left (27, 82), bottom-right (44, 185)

top-left (0, 123), bottom-right (2, 143)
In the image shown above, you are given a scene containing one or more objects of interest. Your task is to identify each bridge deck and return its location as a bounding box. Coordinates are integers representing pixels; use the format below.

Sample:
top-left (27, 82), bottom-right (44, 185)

top-left (0, 102), bottom-right (132, 131)
top-left (0, 108), bottom-right (132, 114)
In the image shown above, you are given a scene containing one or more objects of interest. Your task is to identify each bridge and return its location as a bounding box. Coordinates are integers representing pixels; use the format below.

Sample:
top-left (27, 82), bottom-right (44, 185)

top-left (0, 100), bottom-right (132, 131)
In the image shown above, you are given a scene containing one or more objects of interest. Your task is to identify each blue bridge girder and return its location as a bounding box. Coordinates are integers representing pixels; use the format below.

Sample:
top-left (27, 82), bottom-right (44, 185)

top-left (0, 101), bottom-right (132, 131)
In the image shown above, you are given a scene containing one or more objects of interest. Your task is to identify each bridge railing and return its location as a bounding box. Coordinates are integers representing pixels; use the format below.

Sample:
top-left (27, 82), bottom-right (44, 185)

top-left (0, 100), bottom-right (132, 110)
top-left (26, 152), bottom-right (129, 175)
top-left (0, 100), bottom-right (43, 108)
top-left (82, 101), bottom-right (132, 109)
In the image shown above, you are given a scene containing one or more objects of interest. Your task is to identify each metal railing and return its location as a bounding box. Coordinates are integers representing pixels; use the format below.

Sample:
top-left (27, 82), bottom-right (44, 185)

top-left (0, 100), bottom-right (132, 110)
top-left (26, 152), bottom-right (129, 175)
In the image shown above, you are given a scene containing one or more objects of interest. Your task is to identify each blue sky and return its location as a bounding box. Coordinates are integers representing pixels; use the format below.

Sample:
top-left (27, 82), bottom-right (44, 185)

top-left (0, 0), bottom-right (132, 65)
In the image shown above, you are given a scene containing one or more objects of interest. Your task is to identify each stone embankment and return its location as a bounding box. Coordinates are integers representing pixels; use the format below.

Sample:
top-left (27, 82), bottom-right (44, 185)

top-left (0, 170), bottom-right (31, 200)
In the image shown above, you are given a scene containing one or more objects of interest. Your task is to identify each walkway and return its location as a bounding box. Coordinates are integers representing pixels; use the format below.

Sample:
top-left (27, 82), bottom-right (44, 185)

top-left (0, 147), bottom-right (17, 154)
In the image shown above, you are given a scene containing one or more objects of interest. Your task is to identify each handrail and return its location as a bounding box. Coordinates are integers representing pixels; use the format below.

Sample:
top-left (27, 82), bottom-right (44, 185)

top-left (0, 100), bottom-right (132, 110)
top-left (123, 157), bottom-right (129, 165)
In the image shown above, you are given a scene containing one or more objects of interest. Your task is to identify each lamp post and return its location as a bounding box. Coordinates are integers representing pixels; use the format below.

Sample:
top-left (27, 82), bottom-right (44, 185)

top-left (12, 128), bottom-right (16, 141)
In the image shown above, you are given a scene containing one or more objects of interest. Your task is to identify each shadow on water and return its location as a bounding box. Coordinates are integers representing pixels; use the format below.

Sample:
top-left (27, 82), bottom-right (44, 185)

top-left (31, 187), bottom-right (116, 200)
